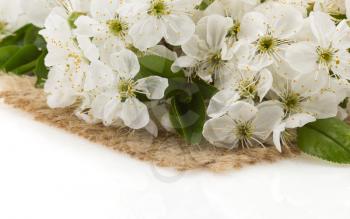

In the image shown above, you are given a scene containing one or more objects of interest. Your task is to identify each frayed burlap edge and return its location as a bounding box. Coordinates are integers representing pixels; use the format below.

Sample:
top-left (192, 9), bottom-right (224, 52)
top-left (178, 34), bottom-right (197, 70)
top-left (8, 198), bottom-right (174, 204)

top-left (0, 74), bottom-right (300, 172)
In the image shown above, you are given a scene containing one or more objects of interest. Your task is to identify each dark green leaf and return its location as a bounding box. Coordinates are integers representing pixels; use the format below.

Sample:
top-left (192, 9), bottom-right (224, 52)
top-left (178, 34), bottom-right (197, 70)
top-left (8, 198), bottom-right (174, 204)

top-left (0, 45), bottom-right (20, 66)
top-left (169, 92), bottom-right (206, 144)
top-left (33, 50), bottom-right (49, 87)
top-left (297, 118), bottom-right (350, 163)
top-left (196, 0), bottom-right (215, 10)
top-left (0, 24), bottom-right (32, 47)
top-left (138, 55), bottom-right (182, 78)
top-left (23, 25), bottom-right (41, 45)
top-left (12, 59), bottom-right (37, 75)
top-left (193, 78), bottom-right (218, 100)
top-left (2, 44), bottom-right (41, 72)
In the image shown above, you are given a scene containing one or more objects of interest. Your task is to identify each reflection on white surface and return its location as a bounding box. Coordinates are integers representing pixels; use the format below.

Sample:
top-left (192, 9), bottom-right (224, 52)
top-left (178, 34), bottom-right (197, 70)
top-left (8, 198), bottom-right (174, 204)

top-left (0, 101), bottom-right (349, 219)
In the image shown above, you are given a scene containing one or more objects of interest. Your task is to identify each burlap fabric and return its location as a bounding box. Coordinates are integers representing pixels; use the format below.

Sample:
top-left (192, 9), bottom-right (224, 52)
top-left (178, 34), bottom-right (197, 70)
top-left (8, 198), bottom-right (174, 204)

top-left (0, 74), bottom-right (300, 172)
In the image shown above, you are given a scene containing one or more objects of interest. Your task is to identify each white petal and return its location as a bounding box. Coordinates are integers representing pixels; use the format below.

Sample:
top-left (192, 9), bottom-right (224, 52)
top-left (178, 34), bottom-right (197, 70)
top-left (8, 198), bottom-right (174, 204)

top-left (202, 116), bottom-right (238, 149)
top-left (331, 50), bottom-right (350, 80)
top-left (285, 113), bottom-right (316, 129)
top-left (347, 0), bottom-right (350, 18)
top-left (310, 11), bottom-right (336, 47)
top-left (90, 0), bottom-right (119, 21)
top-left (121, 97), bottom-right (150, 129)
top-left (253, 102), bottom-right (284, 140)
top-left (147, 45), bottom-right (178, 61)
top-left (144, 120), bottom-right (158, 137)
top-left (301, 92), bottom-right (338, 119)
top-left (205, 15), bottom-right (233, 50)
top-left (110, 50), bottom-right (140, 78)
top-left (332, 20), bottom-right (350, 49)
top-left (76, 36), bottom-right (99, 62)
top-left (273, 123), bottom-right (285, 153)
top-left (291, 71), bottom-right (328, 96)
top-left (285, 42), bottom-right (318, 74)
top-left (74, 16), bottom-right (101, 37)
top-left (85, 61), bottom-right (115, 91)
top-left (135, 76), bottom-right (169, 100)
top-left (257, 69), bottom-right (273, 102)
top-left (129, 16), bottom-right (166, 51)
top-left (91, 90), bottom-right (117, 120)
top-left (238, 12), bottom-right (267, 42)
top-left (171, 56), bottom-right (197, 72)
top-left (260, 3), bottom-right (303, 39)
top-left (207, 89), bottom-right (240, 118)
top-left (164, 14), bottom-right (195, 46)
top-left (182, 35), bottom-right (208, 60)
top-left (226, 101), bottom-right (258, 122)
top-left (103, 98), bottom-right (123, 126)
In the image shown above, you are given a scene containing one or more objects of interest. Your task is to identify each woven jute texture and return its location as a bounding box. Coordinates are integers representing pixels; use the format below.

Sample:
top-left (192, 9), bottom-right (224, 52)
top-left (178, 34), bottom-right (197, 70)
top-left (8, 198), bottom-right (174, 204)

top-left (0, 74), bottom-right (300, 172)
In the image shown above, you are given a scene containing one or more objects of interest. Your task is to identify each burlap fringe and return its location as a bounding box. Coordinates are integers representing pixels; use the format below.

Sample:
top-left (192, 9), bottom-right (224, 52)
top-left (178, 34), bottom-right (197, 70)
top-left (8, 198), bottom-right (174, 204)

top-left (0, 74), bottom-right (300, 172)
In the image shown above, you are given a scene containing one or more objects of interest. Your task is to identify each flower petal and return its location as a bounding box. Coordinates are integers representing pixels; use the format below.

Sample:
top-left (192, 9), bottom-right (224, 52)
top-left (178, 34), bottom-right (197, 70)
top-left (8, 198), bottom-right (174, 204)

top-left (205, 15), bottom-right (233, 51)
top-left (238, 12), bottom-right (267, 43)
top-left (285, 42), bottom-right (318, 74)
top-left (110, 50), bottom-right (140, 78)
top-left (301, 92), bottom-right (338, 119)
top-left (253, 102), bottom-right (284, 140)
top-left (129, 16), bottom-right (166, 51)
top-left (85, 61), bottom-right (115, 91)
top-left (164, 14), bottom-right (195, 46)
top-left (310, 11), bottom-right (336, 47)
top-left (135, 76), bottom-right (169, 100)
top-left (202, 116), bottom-right (238, 149)
top-left (257, 69), bottom-right (273, 102)
top-left (207, 89), bottom-right (240, 118)
top-left (121, 97), bottom-right (150, 129)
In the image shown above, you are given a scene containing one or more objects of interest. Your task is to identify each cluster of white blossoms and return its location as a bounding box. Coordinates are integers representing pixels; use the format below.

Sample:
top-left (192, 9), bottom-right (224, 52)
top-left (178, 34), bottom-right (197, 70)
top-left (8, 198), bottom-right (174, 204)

top-left (37, 0), bottom-right (350, 152)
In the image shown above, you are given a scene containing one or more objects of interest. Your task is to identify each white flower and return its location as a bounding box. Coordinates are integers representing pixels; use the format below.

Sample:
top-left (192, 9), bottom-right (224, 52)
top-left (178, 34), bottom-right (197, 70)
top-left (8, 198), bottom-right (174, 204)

top-left (271, 71), bottom-right (339, 151)
top-left (204, 0), bottom-right (258, 45)
top-left (203, 101), bottom-right (284, 149)
top-left (207, 68), bottom-right (273, 118)
top-left (314, 0), bottom-right (347, 18)
top-left (236, 2), bottom-right (303, 69)
top-left (286, 11), bottom-right (350, 79)
top-left (87, 50), bottom-right (168, 129)
top-left (120, 0), bottom-right (200, 51)
top-left (40, 7), bottom-right (90, 108)
top-left (172, 15), bottom-right (235, 88)
top-left (0, 0), bottom-right (23, 40)
top-left (74, 0), bottom-right (131, 62)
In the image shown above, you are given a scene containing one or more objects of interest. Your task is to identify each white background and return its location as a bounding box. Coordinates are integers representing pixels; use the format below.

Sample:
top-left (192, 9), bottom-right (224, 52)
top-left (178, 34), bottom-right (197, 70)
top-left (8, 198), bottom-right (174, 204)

top-left (0, 101), bottom-right (350, 219)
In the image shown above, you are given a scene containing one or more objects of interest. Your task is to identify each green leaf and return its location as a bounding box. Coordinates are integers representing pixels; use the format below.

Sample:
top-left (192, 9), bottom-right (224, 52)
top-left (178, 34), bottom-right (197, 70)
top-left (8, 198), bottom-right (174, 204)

top-left (0, 45), bottom-right (20, 66)
top-left (138, 55), bottom-right (182, 78)
top-left (33, 50), bottom-right (49, 87)
top-left (0, 24), bottom-right (32, 47)
top-left (297, 118), bottom-right (350, 163)
top-left (169, 92), bottom-right (206, 144)
top-left (196, 0), bottom-right (215, 10)
top-left (2, 44), bottom-right (41, 72)
top-left (12, 59), bottom-right (37, 75)
top-left (23, 25), bottom-right (41, 45)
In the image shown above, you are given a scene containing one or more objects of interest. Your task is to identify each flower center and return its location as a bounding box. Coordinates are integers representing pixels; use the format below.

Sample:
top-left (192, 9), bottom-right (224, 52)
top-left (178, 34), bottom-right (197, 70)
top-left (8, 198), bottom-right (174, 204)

top-left (281, 91), bottom-right (301, 114)
top-left (257, 35), bottom-right (277, 54)
top-left (148, 0), bottom-right (170, 17)
top-left (68, 11), bottom-right (86, 29)
top-left (107, 18), bottom-right (128, 37)
top-left (210, 53), bottom-right (222, 66)
top-left (0, 21), bottom-right (8, 34)
top-left (118, 79), bottom-right (136, 99)
top-left (316, 46), bottom-right (337, 67)
top-left (227, 21), bottom-right (241, 40)
top-left (238, 78), bottom-right (257, 99)
top-left (234, 121), bottom-right (254, 141)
